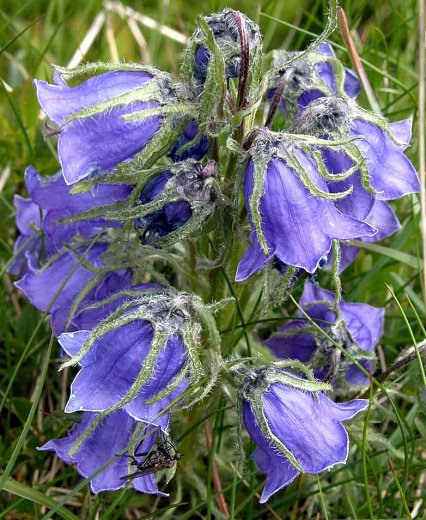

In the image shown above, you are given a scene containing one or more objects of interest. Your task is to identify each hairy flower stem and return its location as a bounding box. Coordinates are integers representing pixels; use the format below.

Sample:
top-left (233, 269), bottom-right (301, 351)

top-left (265, 75), bottom-right (287, 128)
top-left (235, 11), bottom-right (250, 111)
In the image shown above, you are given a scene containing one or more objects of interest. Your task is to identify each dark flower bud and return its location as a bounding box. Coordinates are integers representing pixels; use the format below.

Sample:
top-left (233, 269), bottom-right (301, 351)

top-left (291, 97), bottom-right (350, 135)
top-left (134, 160), bottom-right (218, 246)
top-left (189, 9), bottom-right (261, 84)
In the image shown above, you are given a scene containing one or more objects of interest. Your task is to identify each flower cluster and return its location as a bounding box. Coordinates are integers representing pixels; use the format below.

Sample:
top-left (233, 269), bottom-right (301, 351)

top-left (10, 7), bottom-right (418, 504)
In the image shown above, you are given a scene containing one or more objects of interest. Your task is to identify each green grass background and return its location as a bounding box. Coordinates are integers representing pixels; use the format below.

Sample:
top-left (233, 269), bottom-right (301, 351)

top-left (0, 0), bottom-right (425, 518)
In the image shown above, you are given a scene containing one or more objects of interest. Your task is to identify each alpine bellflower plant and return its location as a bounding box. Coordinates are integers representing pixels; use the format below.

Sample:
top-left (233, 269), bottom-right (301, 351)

top-left (10, 5), bottom-right (420, 507)
top-left (266, 281), bottom-right (385, 392)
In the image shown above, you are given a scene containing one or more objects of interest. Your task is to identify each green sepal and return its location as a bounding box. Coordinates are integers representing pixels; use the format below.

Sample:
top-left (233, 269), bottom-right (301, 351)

top-left (52, 61), bottom-right (161, 77)
top-left (248, 151), bottom-right (270, 255)
top-left (197, 16), bottom-right (228, 125)
top-left (246, 387), bottom-right (303, 471)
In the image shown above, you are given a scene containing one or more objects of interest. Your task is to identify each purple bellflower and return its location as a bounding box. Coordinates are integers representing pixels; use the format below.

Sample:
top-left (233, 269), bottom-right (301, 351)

top-left (266, 281), bottom-right (384, 389)
top-left (58, 290), bottom-right (213, 431)
top-left (294, 98), bottom-right (420, 216)
top-left (236, 130), bottom-right (376, 281)
top-left (39, 410), bottom-right (170, 495)
top-left (134, 160), bottom-right (218, 246)
top-left (27, 166), bottom-right (131, 249)
top-left (268, 43), bottom-right (360, 119)
top-left (10, 165), bottom-right (134, 335)
top-left (239, 365), bottom-right (368, 503)
top-left (15, 243), bottom-right (132, 336)
top-left (8, 166), bottom-right (132, 276)
top-left (35, 68), bottom-right (182, 185)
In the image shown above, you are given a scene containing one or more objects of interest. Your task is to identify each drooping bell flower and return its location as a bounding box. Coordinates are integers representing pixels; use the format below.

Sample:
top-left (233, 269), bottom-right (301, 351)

top-left (237, 364), bottom-right (368, 503)
top-left (15, 242), bottom-right (132, 336)
top-left (32, 166), bottom-right (131, 248)
top-left (183, 8), bottom-right (262, 85)
top-left (236, 129), bottom-right (376, 281)
top-left (294, 97), bottom-right (420, 214)
top-left (133, 160), bottom-right (218, 246)
top-left (39, 410), bottom-right (170, 495)
top-left (268, 43), bottom-right (360, 120)
top-left (58, 289), bottom-right (219, 431)
top-left (266, 281), bottom-right (384, 390)
top-left (8, 166), bottom-right (133, 276)
top-left (35, 67), bottom-right (191, 184)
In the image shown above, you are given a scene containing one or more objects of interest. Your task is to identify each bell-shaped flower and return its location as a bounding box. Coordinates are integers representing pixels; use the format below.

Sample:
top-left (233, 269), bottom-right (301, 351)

top-left (268, 43), bottom-right (360, 120)
top-left (238, 365), bottom-right (368, 502)
top-left (39, 410), bottom-right (170, 495)
top-left (35, 67), bottom-right (191, 184)
top-left (236, 130), bottom-right (376, 281)
top-left (15, 243), bottom-right (132, 335)
top-left (294, 97), bottom-right (420, 210)
top-left (266, 281), bottom-right (384, 390)
top-left (133, 160), bottom-right (218, 246)
top-left (58, 289), bottom-right (218, 431)
top-left (9, 166), bottom-right (133, 276)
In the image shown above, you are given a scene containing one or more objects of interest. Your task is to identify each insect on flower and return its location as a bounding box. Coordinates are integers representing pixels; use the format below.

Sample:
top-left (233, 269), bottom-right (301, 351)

top-left (121, 431), bottom-right (183, 481)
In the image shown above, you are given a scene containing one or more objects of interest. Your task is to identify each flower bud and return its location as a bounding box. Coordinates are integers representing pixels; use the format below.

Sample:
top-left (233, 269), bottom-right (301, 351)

top-left (187, 9), bottom-right (261, 84)
top-left (134, 160), bottom-right (218, 246)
